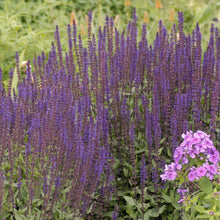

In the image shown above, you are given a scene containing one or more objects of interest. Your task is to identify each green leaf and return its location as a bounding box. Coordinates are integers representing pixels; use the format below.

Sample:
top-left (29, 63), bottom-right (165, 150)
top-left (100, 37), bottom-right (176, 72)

top-left (215, 128), bottom-right (220, 133)
top-left (135, 148), bottom-right (147, 155)
top-left (214, 211), bottom-right (220, 216)
top-left (167, 147), bottom-right (172, 157)
top-left (191, 192), bottom-right (204, 204)
top-left (158, 205), bottom-right (166, 215)
top-left (14, 209), bottom-right (27, 220)
top-left (146, 205), bottom-right (166, 217)
top-left (123, 196), bottom-right (136, 206)
top-left (144, 212), bottom-right (150, 220)
top-left (125, 204), bottom-right (137, 219)
top-left (215, 200), bottom-right (220, 208)
top-left (102, 211), bottom-right (115, 217)
top-left (137, 203), bottom-right (151, 210)
top-left (182, 212), bottom-right (189, 220)
top-left (162, 193), bottom-right (172, 203)
top-left (198, 176), bottom-right (212, 194)
top-left (158, 147), bottom-right (164, 155)
top-left (194, 205), bottom-right (206, 213)
top-left (160, 137), bottom-right (166, 144)
top-left (123, 168), bottom-right (128, 177)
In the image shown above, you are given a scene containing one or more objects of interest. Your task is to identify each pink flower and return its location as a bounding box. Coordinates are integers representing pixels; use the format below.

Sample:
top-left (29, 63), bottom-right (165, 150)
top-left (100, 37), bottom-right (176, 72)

top-left (188, 171), bottom-right (197, 181)
top-left (182, 156), bottom-right (188, 164)
top-left (174, 148), bottom-right (184, 163)
top-left (202, 137), bottom-right (214, 149)
top-left (188, 149), bottom-right (196, 159)
top-left (166, 171), bottom-right (177, 180)
top-left (191, 136), bottom-right (201, 145)
top-left (196, 130), bottom-right (209, 139)
top-left (206, 172), bottom-right (214, 180)
top-left (193, 132), bottom-right (202, 142)
top-left (194, 143), bottom-right (206, 153)
top-left (207, 165), bottom-right (217, 175)
top-left (182, 131), bottom-right (195, 146)
top-left (160, 174), bottom-right (167, 181)
top-left (165, 163), bottom-right (176, 172)
top-left (208, 154), bottom-right (219, 164)
top-left (176, 164), bottom-right (182, 170)
top-left (182, 131), bottom-right (193, 140)
top-left (196, 166), bottom-right (207, 177)
top-left (184, 141), bottom-right (193, 151)
top-left (161, 131), bottom-right (220, 184)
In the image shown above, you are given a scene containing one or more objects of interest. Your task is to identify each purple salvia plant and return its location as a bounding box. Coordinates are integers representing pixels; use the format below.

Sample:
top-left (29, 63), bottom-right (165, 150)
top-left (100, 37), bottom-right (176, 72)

top-left (0, 9), bottom-right (220, 218)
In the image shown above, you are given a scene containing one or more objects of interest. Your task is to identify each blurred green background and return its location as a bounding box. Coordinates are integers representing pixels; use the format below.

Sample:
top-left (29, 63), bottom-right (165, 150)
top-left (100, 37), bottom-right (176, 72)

top-left (0, 0), bottom-right (219, 84)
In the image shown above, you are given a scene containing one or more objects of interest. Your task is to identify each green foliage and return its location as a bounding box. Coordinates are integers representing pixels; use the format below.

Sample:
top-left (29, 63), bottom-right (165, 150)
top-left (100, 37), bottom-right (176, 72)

top-left (1, 145), bottom-right (79, 219)
top-left (173, 176), bottom-right (220, 220)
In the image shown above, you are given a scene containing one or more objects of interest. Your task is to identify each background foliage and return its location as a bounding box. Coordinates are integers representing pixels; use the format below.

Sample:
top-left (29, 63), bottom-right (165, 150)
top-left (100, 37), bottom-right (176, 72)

top-left (0, 0), bottom-right (219, 82)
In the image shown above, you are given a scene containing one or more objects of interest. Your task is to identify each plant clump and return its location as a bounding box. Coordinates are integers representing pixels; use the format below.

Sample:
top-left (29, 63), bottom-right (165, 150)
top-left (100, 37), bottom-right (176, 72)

top-left (0, 7), bottom-right (219, 219)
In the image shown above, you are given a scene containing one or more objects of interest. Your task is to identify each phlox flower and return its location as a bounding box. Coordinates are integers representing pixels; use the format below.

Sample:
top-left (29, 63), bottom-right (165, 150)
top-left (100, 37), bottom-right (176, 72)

top-left (182, 156), bottom-right (188, 164)
top-left (164, 162), bottom-right (176, 172)
top-left (188, 149), bottom-right (196, 159)
top-left (196, 130), bottom-right (209, 139)
top-left (161, 131), bottom-right (220, 184)
top-left (191, 135), bottom-right (201, 145)
top-left (188, 171), bottom-right (197, 181)
top-left (166, 171), bottom-right (177, 181)
top-left (205, 163), bottom-right (219, 180)
top-left (160, 173), bottom-right (167, 181)
top-left (160, 171), bottom-right (177, 181)
top-left (176, 164), bottom-right (182, 170)
top-left (194, 143), bottom-right (206, 153)
top-left (177, 188), bottom-right (188, 204)
top-left (208, 211), bottom-right (215, 216)
top-left (161, 162), bottom-right (179, 181)
top-left (206, 164), bottom-right (217, 175)
top-left (196, 166), bottom-right (207, 177)
top-left (207, 147), bottom-right (219, 164)
top-left (202, 137), bottom-right (214, 149)
top-left (182, 131), bottom-right (201, 145)
top-left (181, 130), bottom-right (193, 141)
top-left (206, 172), bottom-right (214, 180)
top-left (174, 148), bottom-right (184, 163)
top-left (208, 154), bottom-right (219, 164)
top-left (182, 141), bottom-right (193, 151)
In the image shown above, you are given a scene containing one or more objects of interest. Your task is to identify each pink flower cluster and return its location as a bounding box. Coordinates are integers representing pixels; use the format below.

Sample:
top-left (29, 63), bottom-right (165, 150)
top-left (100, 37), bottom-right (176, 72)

top-left (161, 131), bottom-right (220, 182)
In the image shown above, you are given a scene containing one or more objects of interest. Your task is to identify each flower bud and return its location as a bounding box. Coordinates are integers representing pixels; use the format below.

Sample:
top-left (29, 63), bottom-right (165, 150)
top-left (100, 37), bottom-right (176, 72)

top-left (80, 24), bottom-right (86, 36)
top-left (114, 15), bottom-right (120, 26)
top-left (143, 11), bottom-right (150, 24)
top-left (70, 12), bottom-right (77, 26)
top-left (169, 8), bottom-right (175, 22)
top-left (155, 0), bottom-right (162, 9)
top-left (124, 0), bottom-right (131, 6)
